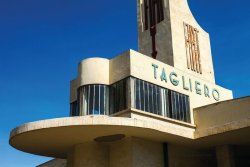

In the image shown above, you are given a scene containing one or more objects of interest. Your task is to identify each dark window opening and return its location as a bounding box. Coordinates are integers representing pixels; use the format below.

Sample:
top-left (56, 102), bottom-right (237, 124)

top-left (144, 0), bottom-right (164, 30)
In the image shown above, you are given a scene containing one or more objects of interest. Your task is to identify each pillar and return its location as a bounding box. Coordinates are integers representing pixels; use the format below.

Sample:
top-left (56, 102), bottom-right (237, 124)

top-left (67, 142), bottom-right (109, 167)
top-left (216, 145), bottom-right (235, 167)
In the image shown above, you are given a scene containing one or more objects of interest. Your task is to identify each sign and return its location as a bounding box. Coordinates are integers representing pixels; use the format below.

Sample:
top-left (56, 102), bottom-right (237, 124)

top-left (152, 63), bottom-right (220, 101)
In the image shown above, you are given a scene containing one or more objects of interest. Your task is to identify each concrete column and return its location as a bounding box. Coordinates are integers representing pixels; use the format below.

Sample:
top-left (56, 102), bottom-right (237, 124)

top-left (109, 138), bottom-right (133, 167)
top-left (67, 143), bottom-right (109, 167)
top-left (110, 137), bottom-right (164, 167)
top-left (216, 145), bottom-right (235, 167)
top-left (66, 138), bottom-right (164, 167)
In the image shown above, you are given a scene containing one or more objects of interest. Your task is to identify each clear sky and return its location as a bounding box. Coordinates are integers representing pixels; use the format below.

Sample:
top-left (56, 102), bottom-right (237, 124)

top-left (0, 0), bottom-right (250, 166)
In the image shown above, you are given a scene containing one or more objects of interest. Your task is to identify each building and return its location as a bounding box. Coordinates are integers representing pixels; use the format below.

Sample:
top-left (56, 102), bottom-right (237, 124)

top-left (10, 0), bottom-right (250, 167)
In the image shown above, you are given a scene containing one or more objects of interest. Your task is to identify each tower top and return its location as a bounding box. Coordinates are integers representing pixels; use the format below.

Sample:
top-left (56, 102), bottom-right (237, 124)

top-left (137, 0), bottom-right (215, 83)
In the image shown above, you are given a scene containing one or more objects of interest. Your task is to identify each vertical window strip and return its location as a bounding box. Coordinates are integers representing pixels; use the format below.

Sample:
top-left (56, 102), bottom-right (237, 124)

top-left (182, 95), bottom-right (186, 122)
top-left (173, 92), bottom-right (176, 119)
top-left (186, 97), bottom-right (191, 123)
top-left (87, 85), bottom-right (90, 115)
top-left (130, 78), bottom-right (135, 109)
top-left (144, 0), bottom-right (149, 30)
top-left (110, 85), bottom-right (114, 114)
top-left (150, 84), bottom-right (153, 114)
top-left (161, 89), bottom-right (165, 117)
top-left (98, 85), bottom-right (101, 115)
top-left (154, 85), bottom-right (157, 115)
top-left (183, 95), bottom-right (187, 122)
top-left (119, 81), bottom-right (125, 111)
top-left (165, 89), bottom-right (169, 118)
top-left (135, 79), bottom-right (138, 110)
top-left (168, 90), bottom-right (172, 119)
top-left (176, 93), bottom-right (180, 120)
top-left (155, 85), bottom-right (158, 114)
top-left (156, 86), bottom-right (158, 115)
top-left (82, 87), bottom-right (85, 116)
top-left (158, 87), bottom-right (162, 115)
top-left (179, 94), bottom-right (184, 121)
top-left (114, 84), bottom-right (117, 112)
top-left (138, 79), bottom-right (141, 110)
top-left (144, 82), bottom-right (148, 112)
top-left (93, 85), bottom-right (95, 115)
top-left (103, 86), bottom-right (106, 115)
top-left (123, 79), bottom-right (127, 109)
top-left (147, 82), bottom-right (150, 112)
top-left (142, 80), bottom-right (145, 111)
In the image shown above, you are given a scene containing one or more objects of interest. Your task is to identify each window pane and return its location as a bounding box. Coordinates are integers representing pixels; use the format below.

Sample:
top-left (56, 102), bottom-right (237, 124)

top-left (136, 79), bottom-right (140, 110)
top-left (88, 86), bottom-right (94, 115)
top-left (119, 82), bottom-right (124, 110)
top-left (165, 89), bottom-right (170, 117)
top-left (156, 86), bottom-right (161, 115)
top-left (105, 86), bottom-right (109, 115)
top-left (186, 96), bottom-right (191, 123)
top-left (100, 85), bottom-right (105, 115)
top-left (70, 101), bottom-right (77, 116)
top-left (109, 79), bottom-right (129, 114)
top-left (94, 85), bottom-right (100, 114)
top-left (145, 82), bottom-right (149, 112)
top-left (109, 86), bottom-right (115, 114)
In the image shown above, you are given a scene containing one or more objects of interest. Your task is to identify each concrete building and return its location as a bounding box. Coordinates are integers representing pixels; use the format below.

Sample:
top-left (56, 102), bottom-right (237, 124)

top-left (10, 0), bottom-right (250, 167)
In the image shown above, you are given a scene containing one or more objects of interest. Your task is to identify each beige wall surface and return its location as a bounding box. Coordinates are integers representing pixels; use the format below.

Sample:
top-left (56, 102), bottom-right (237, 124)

top-left (194, 96), bottom-right (250, 138)
top-left (67, 143), bottom-right (109, 167)
top-left (67, 137), bottom-right (164, 167)
top-left (132, 138), bottom-right (164, 167)
top-left (110, 138), bottom-right (133, 167)
top-left (70, 79), bottom-right (77, 103)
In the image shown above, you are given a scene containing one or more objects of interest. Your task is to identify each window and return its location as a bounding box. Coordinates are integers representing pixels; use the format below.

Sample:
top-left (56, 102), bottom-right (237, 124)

top-left (73, 80), bottom-right (129, 116)
top-left (131, 77), bottom-right (191, 123)
top-left (71, 77), bottom-right (191, 123)
top-left (70, 101), bottom-right (77, 116)
top-left (144, 0), bottom-right (164, 31)
top-left (76, 85), bottom-right (109, 116)
top-left (110, 79), bottom-right (128, 114)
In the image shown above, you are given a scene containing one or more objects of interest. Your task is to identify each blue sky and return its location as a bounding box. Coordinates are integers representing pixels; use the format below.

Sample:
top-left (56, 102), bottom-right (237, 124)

top-left (0, 0), bottom-right (250, 166)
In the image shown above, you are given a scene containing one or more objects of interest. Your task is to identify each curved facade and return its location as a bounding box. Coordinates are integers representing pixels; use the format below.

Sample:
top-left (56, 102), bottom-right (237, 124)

top-left (71, 76), bottom-right (191, 123)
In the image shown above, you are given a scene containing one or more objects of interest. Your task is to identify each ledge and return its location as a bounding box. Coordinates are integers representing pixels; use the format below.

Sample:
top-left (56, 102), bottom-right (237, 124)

top-left (10, 116), bottom-right (195, 158)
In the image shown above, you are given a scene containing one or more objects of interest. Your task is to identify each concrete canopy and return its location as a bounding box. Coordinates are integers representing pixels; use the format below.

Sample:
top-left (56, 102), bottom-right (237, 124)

top-left (10, 105), bottom-right (250, 159)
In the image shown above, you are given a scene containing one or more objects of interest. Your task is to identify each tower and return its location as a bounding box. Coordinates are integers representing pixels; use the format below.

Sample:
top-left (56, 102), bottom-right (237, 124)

top-left (137, 0), bottom-right (215, 83)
